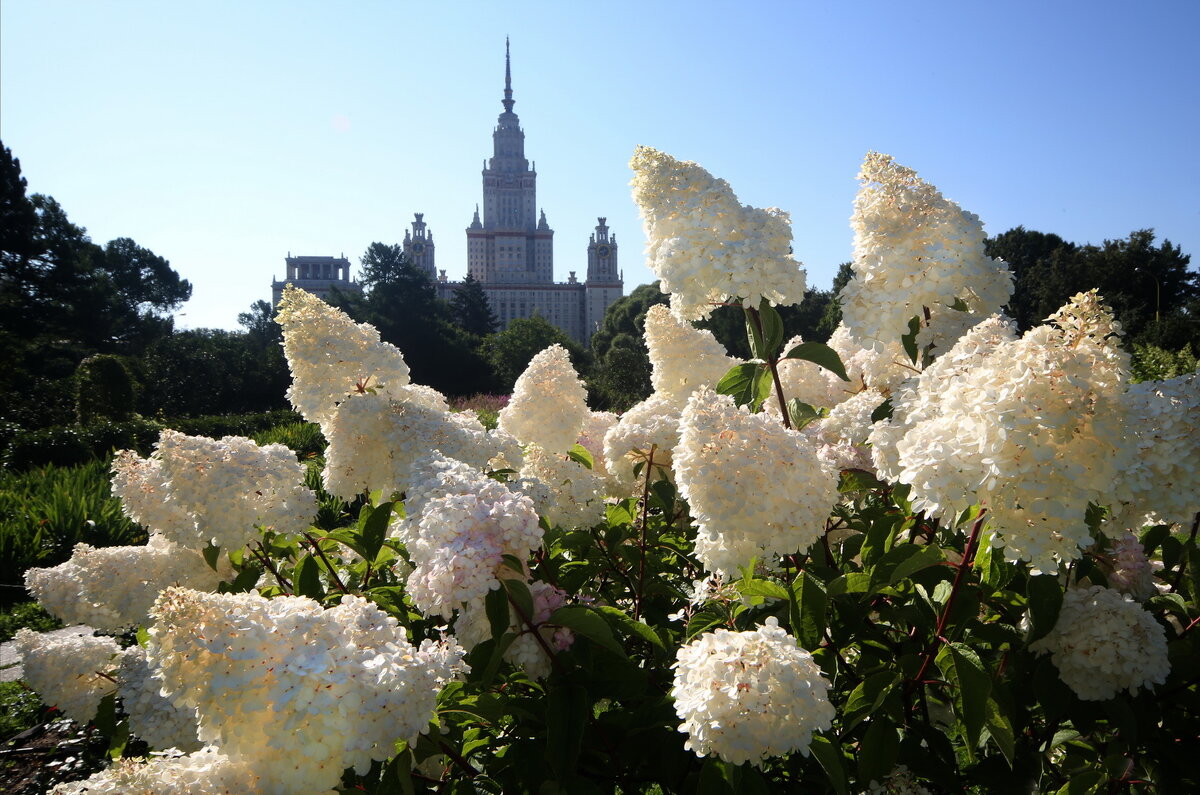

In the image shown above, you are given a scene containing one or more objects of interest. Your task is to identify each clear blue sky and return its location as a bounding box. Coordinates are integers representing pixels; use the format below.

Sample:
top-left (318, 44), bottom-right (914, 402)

top-left (3, 1), bottom-right (1198, 331)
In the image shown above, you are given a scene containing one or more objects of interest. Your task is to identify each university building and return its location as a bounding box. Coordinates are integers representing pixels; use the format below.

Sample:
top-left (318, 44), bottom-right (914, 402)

top-left (273, 42), bottom-right (623, 345)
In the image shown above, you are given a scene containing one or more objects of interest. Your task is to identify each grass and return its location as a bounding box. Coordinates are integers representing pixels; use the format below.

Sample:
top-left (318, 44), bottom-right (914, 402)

top-left (0, 602), bottom-right (61, 643)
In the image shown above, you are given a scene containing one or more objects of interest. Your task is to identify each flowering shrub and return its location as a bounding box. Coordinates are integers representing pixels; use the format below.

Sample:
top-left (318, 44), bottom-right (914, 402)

top-left (14, 147), bottom-right (1200, 794)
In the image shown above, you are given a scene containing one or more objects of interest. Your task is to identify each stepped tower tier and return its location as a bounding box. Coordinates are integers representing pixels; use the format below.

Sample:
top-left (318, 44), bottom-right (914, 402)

top-left (585, 218), bottom-right (624, 339)
top-left (403, 213), bottom-right (437, 279)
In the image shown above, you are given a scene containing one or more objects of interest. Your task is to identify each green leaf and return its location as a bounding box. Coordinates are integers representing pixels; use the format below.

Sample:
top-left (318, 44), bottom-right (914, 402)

top-left (698, 757), bottom-right (738, 795)
top-left (324, 528), bottom-right (368, 560)
top-left (889, 545), bottom-right (945, 586)
top-left (503, 578), bottom-right (536, 628)
top-left (870, 397), bottom-right (894, 423)
top-left (901, 315), bottom-right (922, 364)
top-left (973, 534), bottom-right (1011, 590)
top-left (202, 543), bottom-right (221, 572)
top-left (567, 444), bottom-right (594, 470)
top-left (808, 734), bottom-right (849, 795)
top-left (935, 642), bottom-right (991, 752)
top-left (856, 719), bottom-right (900, 787)
top-left (746, 300), bottom-right (785, 360)
top-left (1027, 573), bottom-right (1063, 643)
top-left (787, 398), bottom-right (827, 431)
top-left (546, 684), bottom-right (589, 780)
top-left (375, 747), bottom-right (417, 795)
top-left (592, 605), bottom-right (667, 654)
top-left (549, 606), bottom-right (627, 658)
top-left (843, 671), bottom-right (901, 731)
top-left (1054, 769), bottom-right (1105, 795)
top-left (796, 572), bottom-right (828, 651)
top-left (485, 584), bottom-right (510, 642)
top-left (949, 296), bottom-right (970, 312)
top-left (838, 468), bottom-right (886, 493)
top-left (985, 695), bottom-right (1015, 767)
top-left (360, 500), bottom-right (393, 563)
top-left (738, 578), bottom-right (790, 601)
top-left (783, 341), bottom-right (850, 382)
top-left (716, 362), bottom-right (772, 411)
top-left (293, 554), bottom-right (323, 600)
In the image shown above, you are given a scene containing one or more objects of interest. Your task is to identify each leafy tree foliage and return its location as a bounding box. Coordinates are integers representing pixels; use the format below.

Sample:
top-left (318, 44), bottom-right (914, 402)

top-left (481, 314), bottom-right (590, 393)
top-left (332, 243), bottom-right (492, 396)
top-left (0, 142), bottom-right (192, 427)
top-left (987, 227), bottom-right (1199, 347)
top-left (448, 274), bottom-right (499, 337)
top-left (75, 354), bottom-right (137, 425)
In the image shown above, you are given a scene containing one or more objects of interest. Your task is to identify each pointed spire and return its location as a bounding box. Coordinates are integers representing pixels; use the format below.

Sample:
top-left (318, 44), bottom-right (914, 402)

top-left (502, 37), bottom-right (515, 114)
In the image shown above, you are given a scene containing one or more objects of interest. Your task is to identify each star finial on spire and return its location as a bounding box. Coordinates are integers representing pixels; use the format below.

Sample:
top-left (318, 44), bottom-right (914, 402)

top-left (502, 37), bottom-right (515, 114)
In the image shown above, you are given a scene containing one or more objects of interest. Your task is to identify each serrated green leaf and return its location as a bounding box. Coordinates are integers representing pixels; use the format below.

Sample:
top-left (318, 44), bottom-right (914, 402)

top-left (293, 554), bottom-right (323, 600)
top-left (783, 341), bottom-right (850, 381)
top-left (901, 315), bottom-right (922, 364)
top-left (746, 300), bottom-right (785, 360)
top-left (546, 684), bottom-right (588, 780)
top-left (592, 605), bottom-right (667, 654)
top-left (787, 398), bottom-right (828, 430)
top-left (549, 606), bottom-right (627, 658)
top-left (325, 528), bottom-right (368, 560)
top-left (985, 695), bottom-right (1015, 767)
top-left (838, 468), bottom-right (886, 493)
top-left (502, 578), bottom-right (535, 628)
top-left (360, 500), bottom-right (393, 563)
top-left (809, 734), bottom-right (849, 795)
top-left (936, 642), bottom-right (991, 752)
top-left (889, 545), bottom-right (945, 585)
top-left (716, 362), bottom-right (771, 410)
top-left (1054, 769), bottom-right (1105, 795)
top-left (485, 584), bottom-right (510, 642)
top-left (698, 757), bottom-right (737, 795)
top-left (843, 671), bottom-right (901, 731)
top-left (738, 578), bottom-right (790, 601)
top-left (1027, 574), bottom-right (1063, 643)
top-left (567, 444), bottom-right (594, 470)
top-left (796, 572), bottom-right (827, 650)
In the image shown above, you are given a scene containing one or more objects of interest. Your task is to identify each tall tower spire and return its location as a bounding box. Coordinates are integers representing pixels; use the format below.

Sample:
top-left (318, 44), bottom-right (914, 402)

top-left (502, 37), bottom-right (515, 114)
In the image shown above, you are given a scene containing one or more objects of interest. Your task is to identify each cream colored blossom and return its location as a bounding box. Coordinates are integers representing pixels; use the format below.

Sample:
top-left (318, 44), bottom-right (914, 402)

top-left (1030, 585), bottom-right (1169, 700)
top-left (671, 618), bottom-right (834, 766)
top-left (498, 344), bottom-right (589, 453)
top-left (50, 747), bottom-right (262, 794)
top-left (602, 395), bottom-right (683, 498)
top-left (645, 304), bottom-right (738, 405)
top-left (630, 146), bottom-right (807, 321)
top-left (518, 444), bottom-right (607, 530)
top-left (275, 284), bottom-right (410, 426)
top-left (118, 645), bottom-right (201, 752)
top-left (676, 388), bottom-right (839, 577)
top-left (576, 410), bottom-right (619, 482)
top-left (839, 153), bottom-right (1013, 355)
top-left (871, 295), bottom-right (1129, 574)
top-left (147, 588), bottom-right (465, 795)
top-left (14, 629), bottom-right (119, 725)
top-left (24, 534), bottom-right (229, 631)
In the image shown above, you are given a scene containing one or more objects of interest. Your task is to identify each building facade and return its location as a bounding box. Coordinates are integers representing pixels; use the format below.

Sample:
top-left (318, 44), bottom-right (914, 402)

top-left (271, 255), bottom-right (361, 306)
top-left (405, 41), bottom-right (623, 344)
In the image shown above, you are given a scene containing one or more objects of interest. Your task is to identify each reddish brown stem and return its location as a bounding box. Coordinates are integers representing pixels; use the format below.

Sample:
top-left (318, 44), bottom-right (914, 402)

top-left (303, 532), bottom-right (349, 594)
top-left (634, 446), bottom-right (656, 621)
top-left (746, 306), bottom-right (792, 429)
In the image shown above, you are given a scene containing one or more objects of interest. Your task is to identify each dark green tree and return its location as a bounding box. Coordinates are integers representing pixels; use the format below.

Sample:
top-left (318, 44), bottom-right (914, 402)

top-left (75, 354), bottom-right (137, 425)
top-left (481, 314), bottom-right (590, 392)
top-left (449, 274), bottom-right (498, 337)
top-left (332, 244), bottom-right (493, 396)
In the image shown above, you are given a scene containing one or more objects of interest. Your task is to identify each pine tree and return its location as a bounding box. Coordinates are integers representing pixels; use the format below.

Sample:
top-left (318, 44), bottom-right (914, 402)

top-left (449, 274), bottom-right (498, 337)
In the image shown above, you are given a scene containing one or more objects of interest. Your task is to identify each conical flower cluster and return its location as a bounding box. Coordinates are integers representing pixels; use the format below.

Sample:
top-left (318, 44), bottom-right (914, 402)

top-left (644, 304), bottom-right (738, 405)
top-left (498, 344), bottom-right (589, 453)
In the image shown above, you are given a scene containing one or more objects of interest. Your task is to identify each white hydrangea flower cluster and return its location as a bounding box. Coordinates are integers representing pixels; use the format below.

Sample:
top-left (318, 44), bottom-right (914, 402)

top-left (839, 152), bottom-right (1013, 355)
top-left (456, 580), bottom-right (574, 680)
top-left (24, 535), bottom-right (228, 631)
top-left (275, 284), bottom-right (411, 426)
top-left (518, 444), bottom-right (607, 530)
top-left (576, 410), bottom-right (619, 482)
top-left (671, 618), bottom-right (834, 766)
top-left (321, 391), bottom-right (511, 500)
top-left (14, 629), bottom-right (119, 725)
top-left (50, 747), bottom-right (262, 794)
top-left (676, 389), bottom-right (839, 577)
top-left (498, 344), bottom-right (589, 453)
top-left (827, 324), bottom-right (916, 396)
top-left (117, 646), bottom-right (201, 752)
top-left (1029, 585), bottom-right (1169, 701)
top-left (393, 457), bottom-right (541, 619)
top-left (110, 449), bottom-right (194, 538)
top-left (871, 295), bottom-right (1129, 574)
top-left (602, 395), bottom-right (683, 498)
top-left (130, 430), bottom-right (316, 550)
top-left (1103, 531), bottom-right (1161, 602)
top-left (644, 304), bottom-right (738, 405)
top-left (803, 387), bottom-right (888, 472)
top-left (630, 146), bottom-right (808, 321)
top-left (1113, 373), bottom-right (1200, 528)
top-left (147, 588), bottom-right (465, 794)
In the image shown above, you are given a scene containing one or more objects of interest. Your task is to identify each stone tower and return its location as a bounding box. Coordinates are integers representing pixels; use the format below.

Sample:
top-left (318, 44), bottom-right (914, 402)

top-left (585, 217), bottom-right (623, 337)
top-left (403, 213), bottom-right (436, 280)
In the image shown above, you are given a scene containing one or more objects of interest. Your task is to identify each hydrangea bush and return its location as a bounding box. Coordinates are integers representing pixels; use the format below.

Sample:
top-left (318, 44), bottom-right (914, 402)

top-left (15, 148), bottom-right (1200, 794)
